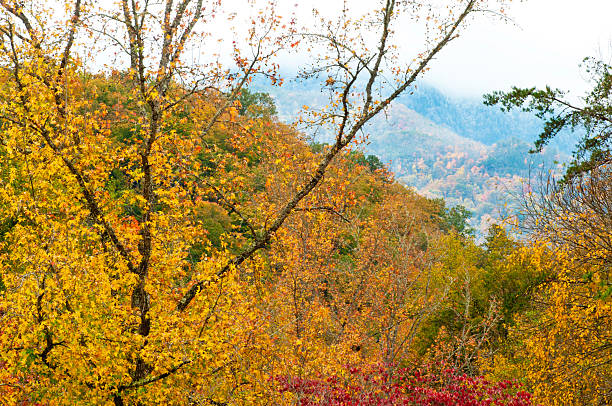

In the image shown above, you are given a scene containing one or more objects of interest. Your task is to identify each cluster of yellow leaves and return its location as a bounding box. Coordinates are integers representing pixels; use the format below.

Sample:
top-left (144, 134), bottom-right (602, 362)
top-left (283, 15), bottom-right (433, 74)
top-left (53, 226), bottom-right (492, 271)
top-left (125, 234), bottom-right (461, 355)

top-left (0, 53), bottom-right (448, 405)
top-left (0, 1), bottom-right (517, 404)
top-left (0, 50), bottom-right (275, 404)
top-left (510, 249), bottom-right (612, 405)
top-left (486, 178), bottom-right (612, 404)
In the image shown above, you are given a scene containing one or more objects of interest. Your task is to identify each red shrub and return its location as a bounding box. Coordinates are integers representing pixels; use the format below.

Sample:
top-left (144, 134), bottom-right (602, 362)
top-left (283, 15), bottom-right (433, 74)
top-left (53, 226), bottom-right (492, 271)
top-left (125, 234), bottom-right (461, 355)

top-left (276, 365), bottom-right (533, 406)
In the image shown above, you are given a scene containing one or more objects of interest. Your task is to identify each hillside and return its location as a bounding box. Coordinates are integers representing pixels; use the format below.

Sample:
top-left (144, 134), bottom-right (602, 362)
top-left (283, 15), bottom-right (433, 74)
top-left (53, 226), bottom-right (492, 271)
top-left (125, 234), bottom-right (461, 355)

top-left (254, 79), bottom-right (570, 234)
top-left (2, 1), bottom-right (608, 405)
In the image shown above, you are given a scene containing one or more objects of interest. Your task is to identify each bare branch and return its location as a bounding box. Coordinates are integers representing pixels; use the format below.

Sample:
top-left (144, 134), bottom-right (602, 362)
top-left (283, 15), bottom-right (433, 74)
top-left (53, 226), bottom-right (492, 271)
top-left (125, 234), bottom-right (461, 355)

top-left (177, 0), bottom-right (480, 312)
top-left (59, 0), bottom-right (82, 74)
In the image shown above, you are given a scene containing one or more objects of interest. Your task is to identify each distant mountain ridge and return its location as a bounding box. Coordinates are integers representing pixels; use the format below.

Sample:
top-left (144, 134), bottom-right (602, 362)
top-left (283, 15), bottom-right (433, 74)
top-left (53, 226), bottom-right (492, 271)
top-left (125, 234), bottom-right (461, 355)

top-left (396, 84), bottom-right (576, 153)
top-left (251, 78), bottom-right (571, 234)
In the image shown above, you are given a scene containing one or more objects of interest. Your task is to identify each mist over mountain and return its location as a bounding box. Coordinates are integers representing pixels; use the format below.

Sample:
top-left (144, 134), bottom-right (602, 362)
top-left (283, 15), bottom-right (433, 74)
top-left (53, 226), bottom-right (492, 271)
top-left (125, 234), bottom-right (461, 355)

top-left (396, 84), bottom-right (577, 152)
top-left (252, 78), bottom-right (572, 234)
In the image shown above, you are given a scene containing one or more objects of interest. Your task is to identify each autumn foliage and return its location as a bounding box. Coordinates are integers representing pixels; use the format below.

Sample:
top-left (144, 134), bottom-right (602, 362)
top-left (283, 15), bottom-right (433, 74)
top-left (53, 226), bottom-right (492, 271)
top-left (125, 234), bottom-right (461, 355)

top-left (276, 365), bottom-right (533, 406)
top-left (0, 0), bottom-right (609, 405)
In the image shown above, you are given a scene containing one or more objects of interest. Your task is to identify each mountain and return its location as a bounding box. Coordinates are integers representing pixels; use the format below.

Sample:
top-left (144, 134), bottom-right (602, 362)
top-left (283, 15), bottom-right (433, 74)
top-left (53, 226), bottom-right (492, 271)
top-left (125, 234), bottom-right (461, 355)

top-left (251, 78), bottom-right (571, 234)
top-left (396, 84), bottom-right (577, 153)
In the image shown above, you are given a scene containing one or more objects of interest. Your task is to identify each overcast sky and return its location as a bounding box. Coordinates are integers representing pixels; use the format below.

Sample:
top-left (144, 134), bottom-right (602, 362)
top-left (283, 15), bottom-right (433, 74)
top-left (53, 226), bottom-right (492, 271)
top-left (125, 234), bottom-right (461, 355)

top-left (78, 0), bottom-right (612, 99)
top-left (268, 0), bottom-right (612, 99)
top-left (410, 0), bottom-right (612, 97)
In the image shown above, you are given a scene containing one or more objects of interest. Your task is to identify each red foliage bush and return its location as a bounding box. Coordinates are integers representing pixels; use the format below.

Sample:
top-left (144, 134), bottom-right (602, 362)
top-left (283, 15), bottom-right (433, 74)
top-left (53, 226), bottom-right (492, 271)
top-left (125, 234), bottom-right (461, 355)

top-left (276, 365), bottom-right (533, 406)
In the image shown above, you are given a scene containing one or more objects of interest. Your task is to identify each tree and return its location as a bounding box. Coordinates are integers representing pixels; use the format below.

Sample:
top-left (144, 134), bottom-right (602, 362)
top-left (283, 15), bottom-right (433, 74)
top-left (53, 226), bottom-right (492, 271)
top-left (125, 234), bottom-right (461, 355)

top-left (506, 166), bottom-right (612, 405)
top-left (439, 202), bottom-right (475, 237)
top-left (255, 152), bottom-right (450, 384)
top-left (484, 56), bottom-right (611, 179)
top-left (0, 0), bottom-right (509, 404)
top-left (237, 88), bottom-right (277, 118)
top-left (485, 54), bottom-right (612, 403)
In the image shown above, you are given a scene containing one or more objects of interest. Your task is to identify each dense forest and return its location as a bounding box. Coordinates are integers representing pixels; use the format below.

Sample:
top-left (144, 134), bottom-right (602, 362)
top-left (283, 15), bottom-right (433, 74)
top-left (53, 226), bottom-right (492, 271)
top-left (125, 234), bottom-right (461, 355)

top-left (0, 1), bottom-right (610, 405)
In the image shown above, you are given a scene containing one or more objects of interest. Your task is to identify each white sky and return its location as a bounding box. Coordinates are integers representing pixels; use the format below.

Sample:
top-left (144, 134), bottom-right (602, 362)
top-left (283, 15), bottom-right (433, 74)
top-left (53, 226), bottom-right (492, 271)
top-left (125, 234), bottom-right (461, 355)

top-left (269, 0), bottom-right (612, 98)
top-left (418, 0), bottom-right (612, 97)
top-left (63, 0), bottom-right (612, 99)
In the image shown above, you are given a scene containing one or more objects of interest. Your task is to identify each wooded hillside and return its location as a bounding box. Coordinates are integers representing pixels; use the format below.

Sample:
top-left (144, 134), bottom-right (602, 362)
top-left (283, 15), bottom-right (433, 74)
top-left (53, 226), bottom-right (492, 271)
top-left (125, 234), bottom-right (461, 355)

top-left (0, 1), bottom-right (609, 405)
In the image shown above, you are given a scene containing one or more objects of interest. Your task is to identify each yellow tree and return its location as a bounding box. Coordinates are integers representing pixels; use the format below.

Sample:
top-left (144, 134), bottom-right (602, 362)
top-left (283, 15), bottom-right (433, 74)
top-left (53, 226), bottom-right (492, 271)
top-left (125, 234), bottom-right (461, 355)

top-left (0, 0), bottom-right (509, 404)
top-left (501, 166), bottom-right (612, 405)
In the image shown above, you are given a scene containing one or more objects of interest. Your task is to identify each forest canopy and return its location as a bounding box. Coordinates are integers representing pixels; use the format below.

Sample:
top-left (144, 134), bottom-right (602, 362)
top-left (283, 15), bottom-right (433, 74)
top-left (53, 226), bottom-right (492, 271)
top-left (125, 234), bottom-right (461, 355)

top-left (0, 1), bottom-right (609, 405)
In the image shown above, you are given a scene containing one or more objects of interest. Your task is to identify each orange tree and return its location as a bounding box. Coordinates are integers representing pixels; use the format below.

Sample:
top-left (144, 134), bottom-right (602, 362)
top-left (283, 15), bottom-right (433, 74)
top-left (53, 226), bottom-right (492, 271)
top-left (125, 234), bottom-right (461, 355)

top-left (261, 156), bottom-right (448, 380)
top-left (0, 0), bottom-right (509, 404)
